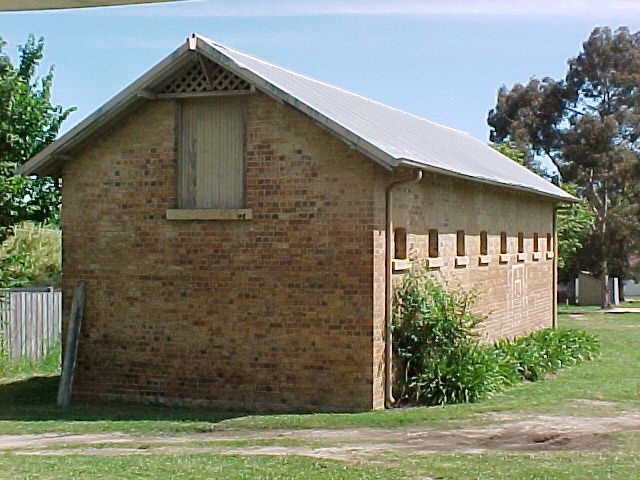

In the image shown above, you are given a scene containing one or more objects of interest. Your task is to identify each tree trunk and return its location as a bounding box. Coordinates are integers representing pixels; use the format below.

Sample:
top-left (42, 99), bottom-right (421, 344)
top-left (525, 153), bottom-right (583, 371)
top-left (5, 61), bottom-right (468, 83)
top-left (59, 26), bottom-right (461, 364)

top-left (598, 189), bottom-right (610, 309)
top-left (601, 272), bottom-right (612, 309)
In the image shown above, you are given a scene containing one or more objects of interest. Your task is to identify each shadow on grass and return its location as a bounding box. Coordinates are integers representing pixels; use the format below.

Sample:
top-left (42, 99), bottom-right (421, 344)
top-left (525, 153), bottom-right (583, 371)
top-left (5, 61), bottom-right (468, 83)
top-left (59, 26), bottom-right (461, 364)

top-left (0, 375), bottom-right (244, 424)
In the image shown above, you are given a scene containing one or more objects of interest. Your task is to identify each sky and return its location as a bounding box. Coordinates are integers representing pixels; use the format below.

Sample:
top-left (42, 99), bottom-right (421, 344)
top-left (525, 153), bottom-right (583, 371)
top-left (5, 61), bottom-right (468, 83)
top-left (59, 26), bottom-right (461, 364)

top-left (2, 0), bottom-right (640, 143)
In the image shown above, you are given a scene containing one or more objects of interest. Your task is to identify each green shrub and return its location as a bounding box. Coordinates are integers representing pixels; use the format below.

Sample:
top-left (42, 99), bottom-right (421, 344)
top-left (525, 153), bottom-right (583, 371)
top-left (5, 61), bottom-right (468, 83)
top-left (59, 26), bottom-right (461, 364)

top-left (494, 328), bottom-right (600, 382)
top-left (393, 269), bottom-right (512, 405)
top-left (392, 267), bottom-right (600, 406)
top-left (0, 222), bottom-right (61, 288)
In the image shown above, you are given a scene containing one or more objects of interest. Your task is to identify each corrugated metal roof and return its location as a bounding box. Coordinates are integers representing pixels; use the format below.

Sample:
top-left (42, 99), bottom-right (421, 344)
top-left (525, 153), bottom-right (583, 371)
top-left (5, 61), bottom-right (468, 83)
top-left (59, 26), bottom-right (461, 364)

top-left (20, 34), bottom-right (574, 201)
top-left (201, 37), bottom-right (572, 201)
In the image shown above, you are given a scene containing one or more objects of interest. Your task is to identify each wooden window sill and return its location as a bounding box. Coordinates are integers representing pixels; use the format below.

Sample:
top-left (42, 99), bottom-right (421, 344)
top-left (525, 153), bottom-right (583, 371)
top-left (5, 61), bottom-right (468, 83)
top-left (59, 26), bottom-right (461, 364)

top-left (426, 257), bottom-right (444, 269)
top-left (478, 254), bottom-right (491, 266)
top-left (392, 259), bottom-right (411, 272)
top-left (455, 256), bottom-right (469, 267)
top-left (166, 209), bottom-right (253, 220)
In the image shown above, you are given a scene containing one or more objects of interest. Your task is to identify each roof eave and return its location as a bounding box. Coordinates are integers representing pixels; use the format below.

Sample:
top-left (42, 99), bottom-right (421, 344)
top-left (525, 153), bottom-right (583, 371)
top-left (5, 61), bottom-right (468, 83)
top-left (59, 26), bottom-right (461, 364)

top-left (18, 41), bottom-right (193, 177)
top-left (20, 35), bottom-right (398, 176)
top-left (398, 159), bottom-right (578, 203)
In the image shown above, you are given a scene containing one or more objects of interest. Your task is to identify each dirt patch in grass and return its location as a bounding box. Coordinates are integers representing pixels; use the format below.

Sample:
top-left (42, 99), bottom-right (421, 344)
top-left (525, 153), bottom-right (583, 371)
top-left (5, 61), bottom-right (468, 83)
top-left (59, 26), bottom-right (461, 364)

top-left (2, 412), bottom-right (640, 460)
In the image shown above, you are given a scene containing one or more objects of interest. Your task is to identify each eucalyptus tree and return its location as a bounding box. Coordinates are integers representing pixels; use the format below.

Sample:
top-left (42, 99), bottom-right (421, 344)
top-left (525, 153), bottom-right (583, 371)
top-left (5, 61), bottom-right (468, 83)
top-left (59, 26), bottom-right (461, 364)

top-left (489, 26), bottom-right (640, 307)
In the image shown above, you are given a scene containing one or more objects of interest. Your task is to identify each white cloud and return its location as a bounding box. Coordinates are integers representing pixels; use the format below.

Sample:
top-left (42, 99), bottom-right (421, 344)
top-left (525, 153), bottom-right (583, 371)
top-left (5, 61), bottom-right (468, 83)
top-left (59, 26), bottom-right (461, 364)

top-left (129, 0), bottom-right (640, 19)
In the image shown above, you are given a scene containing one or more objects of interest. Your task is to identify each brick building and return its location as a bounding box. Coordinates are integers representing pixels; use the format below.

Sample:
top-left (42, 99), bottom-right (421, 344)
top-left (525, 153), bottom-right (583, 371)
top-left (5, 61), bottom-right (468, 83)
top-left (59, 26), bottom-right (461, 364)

top-left (20, 35), bottom-right (574, 412)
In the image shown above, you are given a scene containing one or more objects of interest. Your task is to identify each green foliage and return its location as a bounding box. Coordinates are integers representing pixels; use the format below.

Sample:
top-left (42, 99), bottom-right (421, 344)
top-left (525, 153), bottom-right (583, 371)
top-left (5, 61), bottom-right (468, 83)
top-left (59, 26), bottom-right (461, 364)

top-left (0, 222), bottom-right (61, 288)
top-left (491, 141), bottom-right (547, 176)
top-left (492, 144), bottom-right (594, 281)
top-left (0, 341), bottom-right (60, 379)
top-left (0, 34), bottom-right (74, 243)
top-left (488, 26), bottom-right (640, 304)
top-left (494, 328), bottom-right (600, 382)
top-left (393, 268), bottom-right (600, 406)
top-left (557, 184), bottom-right (595, 281)
top-left (392, 269), bottom-right (511, 405)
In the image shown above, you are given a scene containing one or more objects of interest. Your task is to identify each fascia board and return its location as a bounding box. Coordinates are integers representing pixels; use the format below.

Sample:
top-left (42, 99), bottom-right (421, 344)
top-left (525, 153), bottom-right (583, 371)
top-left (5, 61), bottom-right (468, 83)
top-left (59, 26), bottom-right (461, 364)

top-left (18, 41), bottom-right (193, 176)
top-left (399, 159), bottom-right (578, 203)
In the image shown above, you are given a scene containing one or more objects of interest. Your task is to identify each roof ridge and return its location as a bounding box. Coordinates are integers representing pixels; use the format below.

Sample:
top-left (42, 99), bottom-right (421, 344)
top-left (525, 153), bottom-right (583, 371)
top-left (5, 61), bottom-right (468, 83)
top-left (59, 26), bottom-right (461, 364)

top-left (197, 34), bottom-right (470, 138)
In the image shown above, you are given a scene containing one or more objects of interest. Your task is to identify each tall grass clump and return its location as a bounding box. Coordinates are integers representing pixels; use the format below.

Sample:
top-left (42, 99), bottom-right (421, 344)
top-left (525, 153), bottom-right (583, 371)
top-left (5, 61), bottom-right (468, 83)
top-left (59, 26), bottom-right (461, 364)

top-left (0, 222), bottom-right (61, 288)
top-left (494, 328), bottom-right (600, 382)
top-left (0, 341), bottom-right (61, 379)
top-left (392, 266), bottom-right (600, 406)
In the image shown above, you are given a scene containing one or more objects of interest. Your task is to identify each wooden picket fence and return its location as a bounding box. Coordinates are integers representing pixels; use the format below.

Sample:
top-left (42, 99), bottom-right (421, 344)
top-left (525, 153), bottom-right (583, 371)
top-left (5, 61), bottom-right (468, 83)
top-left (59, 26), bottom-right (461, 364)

top-left (0, 288), bottom-right (62, 362)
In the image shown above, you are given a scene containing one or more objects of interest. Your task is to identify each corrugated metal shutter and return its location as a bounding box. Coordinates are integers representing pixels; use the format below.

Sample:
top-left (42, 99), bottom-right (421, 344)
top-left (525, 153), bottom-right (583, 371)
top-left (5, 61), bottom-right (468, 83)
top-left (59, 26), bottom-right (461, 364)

top-left (179, 96), bottom-right (245, 208)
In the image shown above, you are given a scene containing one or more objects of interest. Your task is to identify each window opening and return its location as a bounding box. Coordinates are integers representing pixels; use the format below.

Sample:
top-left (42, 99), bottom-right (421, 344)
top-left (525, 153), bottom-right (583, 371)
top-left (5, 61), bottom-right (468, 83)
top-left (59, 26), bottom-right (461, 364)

top-left (480, 231), bottom-right (488, 255)
top-left (500, 231), bottom-right (507, 254)
top-left (517, 232), bottom-right (524, 253)
top-left (178, 96), bottom-right (246, 209)
top-left (428, 229), bottom-right (439, 258)
top-left (394, 227), bottom-right (407, 260)
top-left (456, 230), bottom-right (465, 256)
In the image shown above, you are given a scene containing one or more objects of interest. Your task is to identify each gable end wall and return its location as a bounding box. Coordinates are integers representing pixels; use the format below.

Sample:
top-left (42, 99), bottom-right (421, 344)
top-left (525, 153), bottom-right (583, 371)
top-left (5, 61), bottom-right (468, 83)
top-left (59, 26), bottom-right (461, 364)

top-left (61, 93), bottom-right (384, 412)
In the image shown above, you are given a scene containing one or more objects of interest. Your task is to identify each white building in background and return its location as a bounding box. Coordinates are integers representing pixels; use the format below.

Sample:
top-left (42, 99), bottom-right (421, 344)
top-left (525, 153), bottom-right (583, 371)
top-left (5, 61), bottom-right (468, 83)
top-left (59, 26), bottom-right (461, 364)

top-left (624, 280), bottom-right (640, 297)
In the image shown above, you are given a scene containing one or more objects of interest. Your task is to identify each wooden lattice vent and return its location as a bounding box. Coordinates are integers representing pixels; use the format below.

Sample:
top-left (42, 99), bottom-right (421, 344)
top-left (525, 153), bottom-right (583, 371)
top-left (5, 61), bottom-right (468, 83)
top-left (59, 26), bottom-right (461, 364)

top-left (159, 57), bottom-right (252, 94)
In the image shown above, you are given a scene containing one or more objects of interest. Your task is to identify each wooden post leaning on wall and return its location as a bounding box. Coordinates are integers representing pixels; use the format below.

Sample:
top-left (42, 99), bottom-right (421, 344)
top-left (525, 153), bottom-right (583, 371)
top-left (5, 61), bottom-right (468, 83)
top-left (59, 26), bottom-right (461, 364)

top-left (57, 283), bottom-right (85, 407)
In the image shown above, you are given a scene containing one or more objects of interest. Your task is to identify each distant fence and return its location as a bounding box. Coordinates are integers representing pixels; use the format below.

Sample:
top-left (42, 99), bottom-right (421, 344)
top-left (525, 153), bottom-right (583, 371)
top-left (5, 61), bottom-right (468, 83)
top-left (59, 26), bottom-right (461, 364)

top-left (0, 288), bottom-right (62, 362)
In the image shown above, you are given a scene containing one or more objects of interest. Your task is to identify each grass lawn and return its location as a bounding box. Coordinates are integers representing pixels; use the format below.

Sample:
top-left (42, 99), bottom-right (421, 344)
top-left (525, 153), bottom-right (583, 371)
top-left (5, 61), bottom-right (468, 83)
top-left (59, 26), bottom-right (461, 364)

top-left (1, 311), bottom-right (639, 478)
top-left (556, 303), bottom-right (604, 314)
top-left (0, 454), bottom-right (397, 479)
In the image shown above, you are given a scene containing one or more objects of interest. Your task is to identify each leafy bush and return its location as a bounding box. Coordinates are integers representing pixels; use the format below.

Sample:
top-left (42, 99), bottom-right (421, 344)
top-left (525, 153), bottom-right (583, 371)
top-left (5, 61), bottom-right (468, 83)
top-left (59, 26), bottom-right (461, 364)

top-left (494, 328), bottom-right (600, 382)
top-left (0, 222), bottom-right (61, 288)
top-left (393, 269), bottom-right (513, 405)
top-left (392, 267), bottom-right (600, 406)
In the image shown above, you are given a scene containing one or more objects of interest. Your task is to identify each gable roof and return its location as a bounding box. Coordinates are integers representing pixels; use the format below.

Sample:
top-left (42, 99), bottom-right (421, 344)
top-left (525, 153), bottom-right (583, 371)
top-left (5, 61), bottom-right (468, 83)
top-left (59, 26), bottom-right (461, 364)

top-left (19, 34), bottom-right (574, 202)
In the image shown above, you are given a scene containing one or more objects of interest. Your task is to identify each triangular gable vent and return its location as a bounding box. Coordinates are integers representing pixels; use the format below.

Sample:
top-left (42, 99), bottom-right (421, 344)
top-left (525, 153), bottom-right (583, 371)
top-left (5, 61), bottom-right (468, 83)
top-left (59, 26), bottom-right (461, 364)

top-left (158, 56), bottom-right (252, 94)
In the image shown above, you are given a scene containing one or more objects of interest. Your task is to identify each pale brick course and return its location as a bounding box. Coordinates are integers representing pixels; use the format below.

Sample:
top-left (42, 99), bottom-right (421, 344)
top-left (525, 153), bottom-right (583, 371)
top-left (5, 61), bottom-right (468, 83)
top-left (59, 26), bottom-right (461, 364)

top-left (386, 171), bottom-right (555, 342)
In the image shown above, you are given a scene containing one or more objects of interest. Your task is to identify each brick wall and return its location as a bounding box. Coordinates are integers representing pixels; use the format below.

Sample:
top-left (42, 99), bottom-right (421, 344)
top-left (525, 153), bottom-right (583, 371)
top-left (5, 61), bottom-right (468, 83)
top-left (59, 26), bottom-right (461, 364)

top-left (60, 92), bottom-right (558, 413)
top-left (385, 170), bottom-right (556, 342)
top-left (62, 95), bottom-right (385, 412)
